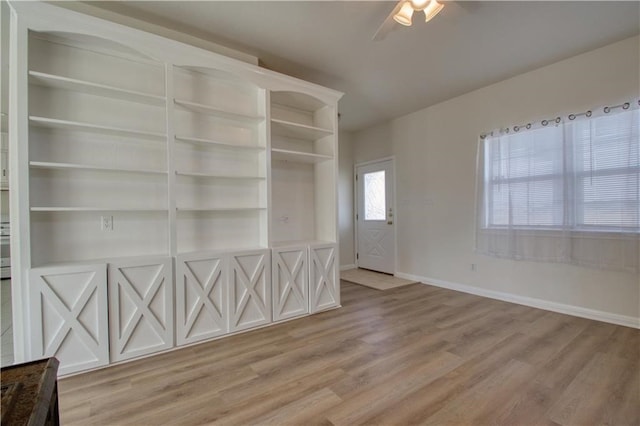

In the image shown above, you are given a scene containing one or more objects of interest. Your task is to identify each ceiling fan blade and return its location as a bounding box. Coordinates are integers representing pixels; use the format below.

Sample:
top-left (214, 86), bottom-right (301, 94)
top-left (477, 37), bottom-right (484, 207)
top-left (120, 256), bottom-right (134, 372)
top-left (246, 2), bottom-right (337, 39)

top-left (450, 1), bottom-right (482, 13)
top-left (372, 1), bottom-right (404, 41)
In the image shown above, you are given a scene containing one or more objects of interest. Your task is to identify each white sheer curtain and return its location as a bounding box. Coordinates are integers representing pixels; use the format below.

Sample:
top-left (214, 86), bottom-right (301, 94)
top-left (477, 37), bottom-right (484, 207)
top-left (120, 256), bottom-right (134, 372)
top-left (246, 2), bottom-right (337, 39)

top-left (475, 103), bottom-right (639, 272)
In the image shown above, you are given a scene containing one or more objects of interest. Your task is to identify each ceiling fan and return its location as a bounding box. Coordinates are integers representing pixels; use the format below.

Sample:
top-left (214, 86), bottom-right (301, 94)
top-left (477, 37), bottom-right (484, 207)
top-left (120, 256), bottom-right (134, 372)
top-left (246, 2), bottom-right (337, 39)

top-left (373, 0), bottom-right (445, 41)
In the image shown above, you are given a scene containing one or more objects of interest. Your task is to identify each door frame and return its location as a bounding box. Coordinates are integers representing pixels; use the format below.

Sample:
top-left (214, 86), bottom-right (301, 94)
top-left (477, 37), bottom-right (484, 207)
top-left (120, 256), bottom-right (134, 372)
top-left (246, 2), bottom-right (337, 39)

top-left (353, 156), bottom-right (397, 274)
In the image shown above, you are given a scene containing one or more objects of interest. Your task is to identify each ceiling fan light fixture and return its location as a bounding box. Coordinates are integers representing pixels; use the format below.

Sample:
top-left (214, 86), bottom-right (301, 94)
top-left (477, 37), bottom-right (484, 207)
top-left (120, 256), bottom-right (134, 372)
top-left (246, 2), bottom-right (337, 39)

top-left (393, 1), bottom-right (415, 26)
top-left (423, 0), bottom-right (444, 22)
top-left (409, 0), bottom-right (430, 10)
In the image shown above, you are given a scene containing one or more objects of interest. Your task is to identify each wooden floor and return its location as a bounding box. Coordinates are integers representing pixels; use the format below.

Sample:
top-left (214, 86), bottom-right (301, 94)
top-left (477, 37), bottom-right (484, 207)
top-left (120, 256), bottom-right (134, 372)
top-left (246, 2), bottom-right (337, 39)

top-left (59, 281), bottom-right (640, 426)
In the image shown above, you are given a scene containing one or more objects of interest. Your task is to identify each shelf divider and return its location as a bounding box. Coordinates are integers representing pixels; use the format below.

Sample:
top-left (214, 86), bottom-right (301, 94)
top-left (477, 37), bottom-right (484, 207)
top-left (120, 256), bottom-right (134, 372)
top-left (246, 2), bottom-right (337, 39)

top-left (29, 70), bottom-right (166, 106)
top-left (271, 118), bottom-right (333, 140)
top-left (29, 116), bottom-right (166, 140)
top-left (30, 161), bottom-right (166, 175)
top-left (271, 148), bottom-right (333, 164)
top-left (175, 135), bottom-right (265, 151)
top-left (30, 207), bottom-right (169, 212)
top-left (174, 98), bottom-right (264, 124)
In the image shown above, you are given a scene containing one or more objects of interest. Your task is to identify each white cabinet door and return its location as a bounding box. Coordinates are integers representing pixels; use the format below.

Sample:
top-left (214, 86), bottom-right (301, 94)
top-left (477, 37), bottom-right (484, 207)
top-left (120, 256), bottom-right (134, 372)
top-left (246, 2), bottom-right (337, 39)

top-left (309, 243), bottom-right (340, 313)
top-left (176, 252), bottom-right (227, 346)
top-left (29, 264), bottom-right (109, 376)
top-left (229, 249), bottom-right (271, 332)
top-left (272, 245), bottom-right (308, 322)
top-left (108, 257), bottom-right (173, 362)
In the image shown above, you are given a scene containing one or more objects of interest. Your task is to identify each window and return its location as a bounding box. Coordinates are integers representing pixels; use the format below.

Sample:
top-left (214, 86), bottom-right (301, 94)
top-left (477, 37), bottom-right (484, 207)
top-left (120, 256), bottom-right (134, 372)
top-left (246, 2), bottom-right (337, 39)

top-left (476, 105), bottom-right (639, 272)
top-left (482, 109), bottom-right (639, 233)
top-left (364, 170), bottom-right (386, 221)
top-left (573, 113), bottom-right (639, 230)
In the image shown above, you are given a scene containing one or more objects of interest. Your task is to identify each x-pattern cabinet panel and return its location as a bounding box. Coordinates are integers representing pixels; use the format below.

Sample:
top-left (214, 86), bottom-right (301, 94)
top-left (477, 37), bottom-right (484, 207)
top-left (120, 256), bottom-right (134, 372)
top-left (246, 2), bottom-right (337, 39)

top-left (176, 252), bottom-right (228, 345)
top-left (309, 243), bottom-right (339, 313)
top-left (108, 257), bottom-right (174, 362)
top-left (229, 249), bottom-right (271, 333)
top-left (29, 264), bottom-right (109, 376)
top-left (272, 245), bottom-right (309, 322)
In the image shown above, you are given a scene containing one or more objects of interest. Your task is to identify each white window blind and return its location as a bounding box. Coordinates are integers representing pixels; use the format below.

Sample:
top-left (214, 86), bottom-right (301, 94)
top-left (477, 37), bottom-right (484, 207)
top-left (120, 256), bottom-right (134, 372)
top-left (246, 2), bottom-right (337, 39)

top-left (573, 113), bottom-right (639, 230)
top-left (476, 105), bottom-right (639, 272)
top-left (485, 125), bottom-right (565, 228)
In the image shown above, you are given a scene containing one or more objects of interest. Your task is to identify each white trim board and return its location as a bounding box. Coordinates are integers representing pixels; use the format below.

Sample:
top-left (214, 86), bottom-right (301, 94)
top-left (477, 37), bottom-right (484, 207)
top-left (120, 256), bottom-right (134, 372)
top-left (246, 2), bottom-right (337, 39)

top-left (395, 272), bottom-right (640, 329)
top-left (340, 264), bottom-right (356, 271)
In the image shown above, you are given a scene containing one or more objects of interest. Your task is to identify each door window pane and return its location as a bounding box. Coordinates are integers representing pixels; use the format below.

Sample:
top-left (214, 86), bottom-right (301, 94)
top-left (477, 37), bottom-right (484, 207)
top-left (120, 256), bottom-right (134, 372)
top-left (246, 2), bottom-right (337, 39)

top-left (364, 171), bottom-right (385, 220)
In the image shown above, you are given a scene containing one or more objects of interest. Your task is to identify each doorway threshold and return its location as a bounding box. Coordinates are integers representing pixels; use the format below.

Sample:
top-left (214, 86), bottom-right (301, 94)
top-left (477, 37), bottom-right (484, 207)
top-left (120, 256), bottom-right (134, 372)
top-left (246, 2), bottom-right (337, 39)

top-left (341, 268), bottom-right (418, 291)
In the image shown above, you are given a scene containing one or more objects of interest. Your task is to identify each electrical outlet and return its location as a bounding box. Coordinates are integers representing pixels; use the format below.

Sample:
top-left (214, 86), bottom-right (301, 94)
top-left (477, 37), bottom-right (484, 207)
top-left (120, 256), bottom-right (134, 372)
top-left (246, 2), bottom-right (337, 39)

top-left (101, 215), bottom-right (113, 231)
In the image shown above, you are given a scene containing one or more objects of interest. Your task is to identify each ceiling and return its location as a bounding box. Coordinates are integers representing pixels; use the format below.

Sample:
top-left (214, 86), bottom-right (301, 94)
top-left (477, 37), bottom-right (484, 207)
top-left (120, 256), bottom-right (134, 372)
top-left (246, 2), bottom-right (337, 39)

top-left (88, 1), bottom-right (640, 132)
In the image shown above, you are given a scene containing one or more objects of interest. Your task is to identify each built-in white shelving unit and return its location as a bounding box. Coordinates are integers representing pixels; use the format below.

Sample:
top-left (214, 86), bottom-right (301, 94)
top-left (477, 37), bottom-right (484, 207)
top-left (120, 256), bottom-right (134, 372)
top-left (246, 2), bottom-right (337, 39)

top-left (270, 91), bottom-right (338, 245)
top-left (269, 91), bottom-right (340, 321)
top-left (27, 30), bottom-right (168, 269)
top-left (10, 1), bottom-right (342, 376)
top-left (173, 65), bottom-right (267, 255)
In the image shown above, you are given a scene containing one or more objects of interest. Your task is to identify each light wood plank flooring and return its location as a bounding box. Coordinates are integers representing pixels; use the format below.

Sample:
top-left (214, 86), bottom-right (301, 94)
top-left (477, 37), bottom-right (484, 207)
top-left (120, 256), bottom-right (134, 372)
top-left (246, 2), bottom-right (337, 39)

top-left (59, 281), bottom-right (640, 425)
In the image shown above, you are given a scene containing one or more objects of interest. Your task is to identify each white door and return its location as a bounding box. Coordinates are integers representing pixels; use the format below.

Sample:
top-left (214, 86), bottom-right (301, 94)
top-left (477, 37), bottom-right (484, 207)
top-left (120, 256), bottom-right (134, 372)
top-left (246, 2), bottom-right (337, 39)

top-left (356, 159), bottom-right (395, 274)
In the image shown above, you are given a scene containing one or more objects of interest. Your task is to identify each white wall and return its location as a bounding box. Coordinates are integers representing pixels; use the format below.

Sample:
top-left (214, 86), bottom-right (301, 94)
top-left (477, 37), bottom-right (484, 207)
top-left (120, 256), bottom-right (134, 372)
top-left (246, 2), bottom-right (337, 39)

top-left (338, 130), bottom-right (355, 268)
top-left (353, 36), bottom-right (640, 324)
top-left (0, 192), bottom-right (7, 217)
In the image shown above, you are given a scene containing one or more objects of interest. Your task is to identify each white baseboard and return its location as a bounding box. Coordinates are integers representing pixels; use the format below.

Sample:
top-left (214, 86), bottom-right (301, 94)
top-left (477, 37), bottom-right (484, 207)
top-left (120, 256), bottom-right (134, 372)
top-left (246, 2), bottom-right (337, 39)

top-left (395, 272), bottom-right (640, 329)
top-left (340, 264), bottom-right (356, 271)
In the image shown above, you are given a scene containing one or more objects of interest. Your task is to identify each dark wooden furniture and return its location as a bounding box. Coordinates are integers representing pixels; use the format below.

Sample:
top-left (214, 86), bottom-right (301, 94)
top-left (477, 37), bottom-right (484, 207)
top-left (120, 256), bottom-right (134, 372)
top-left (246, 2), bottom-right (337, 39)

top-left (1, 358), bottom-right (60, 426)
